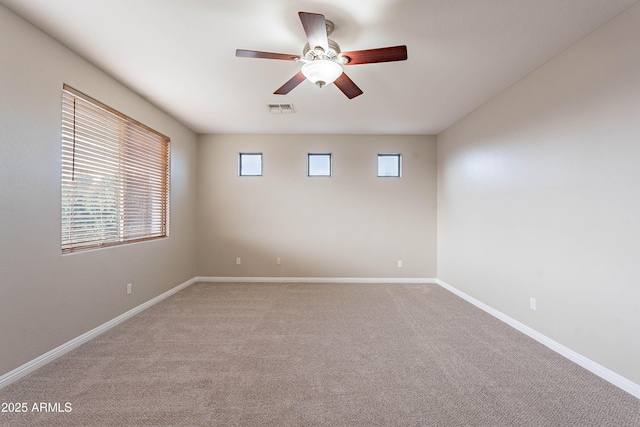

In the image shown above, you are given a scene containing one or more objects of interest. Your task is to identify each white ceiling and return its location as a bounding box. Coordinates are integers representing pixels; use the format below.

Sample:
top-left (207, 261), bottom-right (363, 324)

top-left (2, 0), bottom-right (638, 135)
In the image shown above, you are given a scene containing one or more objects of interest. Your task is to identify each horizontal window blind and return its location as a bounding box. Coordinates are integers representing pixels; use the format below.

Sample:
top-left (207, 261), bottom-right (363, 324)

top-left (61, 85), bottom-right (170, 253)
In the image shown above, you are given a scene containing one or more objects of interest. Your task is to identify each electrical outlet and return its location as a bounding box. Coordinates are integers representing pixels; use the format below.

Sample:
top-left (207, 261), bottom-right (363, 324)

top-left (236, 257), bottom-right (241, 265)
top-left (127, 283), bottom-right (132, 294)
top-left (530, 297), bottom-right (536, 311)
top-left (398, 260), bottom-right (403, 268)
top-left (276, 257), bottom-right (281, 265)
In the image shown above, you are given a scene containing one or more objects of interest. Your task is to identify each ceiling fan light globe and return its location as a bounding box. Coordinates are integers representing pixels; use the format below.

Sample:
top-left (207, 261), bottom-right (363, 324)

top-left (301, 60), bottom-right (342, 87)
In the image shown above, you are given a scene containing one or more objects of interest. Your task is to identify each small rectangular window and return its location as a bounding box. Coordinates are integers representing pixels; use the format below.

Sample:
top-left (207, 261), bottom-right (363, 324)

top-left (308, 153), bottom-right (332, 177)
top-left (239, 153), bottom-right (263, 176)
top-left (377, 154), bottom-right (402, 177)
top-left (61, 85), bottom-right (170, 254)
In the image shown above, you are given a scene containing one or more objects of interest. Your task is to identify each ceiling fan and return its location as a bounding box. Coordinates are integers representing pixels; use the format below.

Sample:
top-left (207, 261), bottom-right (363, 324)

top-left (236, 11), bottom-right (408, 99)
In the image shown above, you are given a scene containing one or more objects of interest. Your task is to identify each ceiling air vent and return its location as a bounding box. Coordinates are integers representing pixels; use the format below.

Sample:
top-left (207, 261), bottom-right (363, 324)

top-left (267, 103), bottom-right (295, 114)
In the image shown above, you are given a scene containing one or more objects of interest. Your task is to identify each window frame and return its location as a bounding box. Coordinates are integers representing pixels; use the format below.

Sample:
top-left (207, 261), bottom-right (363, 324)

top-left (61, 84), bottom-right (170, 254)
top-left (238, 153), bottom-right (263, 176)
top-left (307, 153), bottom-right (332, 177)
top-left (377, 153), bottom-right (402, 178)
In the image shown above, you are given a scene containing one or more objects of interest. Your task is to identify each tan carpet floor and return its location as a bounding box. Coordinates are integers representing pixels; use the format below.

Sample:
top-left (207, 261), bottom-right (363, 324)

top-left (1, 282), bottom-right (639, 426)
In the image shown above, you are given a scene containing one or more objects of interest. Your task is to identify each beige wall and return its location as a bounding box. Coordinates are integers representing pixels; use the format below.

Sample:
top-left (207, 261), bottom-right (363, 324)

top-left (437, 3), bottom-right (640, 384)
top-left (197, 134), bottom-right (437, 279)
top-left (0, 5), bottom-right (198, 376)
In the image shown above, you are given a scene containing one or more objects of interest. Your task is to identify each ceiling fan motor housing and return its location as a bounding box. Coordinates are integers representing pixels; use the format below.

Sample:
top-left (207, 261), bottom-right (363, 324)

top-left (303, 39), bottom-right (342, 61)
top-left (301, 18), bottom-right (345, 63)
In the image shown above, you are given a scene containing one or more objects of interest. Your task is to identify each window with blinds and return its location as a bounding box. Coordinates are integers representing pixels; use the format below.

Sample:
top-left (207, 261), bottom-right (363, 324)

top-left (61, 84), bottom-right (170, 253)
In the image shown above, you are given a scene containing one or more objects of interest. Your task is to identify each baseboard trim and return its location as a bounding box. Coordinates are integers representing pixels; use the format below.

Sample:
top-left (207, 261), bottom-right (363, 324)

top-left (0, 277), bottom-right (198, 390)
top-left (195, 276), bottom-right (438, 284)
top-left (436, 279), bottom-right (640, 400)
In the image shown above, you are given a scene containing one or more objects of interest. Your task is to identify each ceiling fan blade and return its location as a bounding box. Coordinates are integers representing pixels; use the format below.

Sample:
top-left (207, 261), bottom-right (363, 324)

top-left (334, 72), bottom-right (363, 99)
top-left (236, 49), bottom-right (299, 61)
top-left (298, 12), bottom-right (328, 52)
top-left (342, 45), bottom-right (408, 65)
top-left (274, 71), bottom-right (306, 95)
